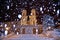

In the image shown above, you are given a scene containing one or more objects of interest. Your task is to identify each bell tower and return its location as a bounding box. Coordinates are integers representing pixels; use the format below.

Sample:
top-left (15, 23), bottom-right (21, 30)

top-left (29, 9), bottom-right (37, 25)
top-left (21, 9), bottom-right (28, 25)
top-left (20, 9), bottom-right (37, 25)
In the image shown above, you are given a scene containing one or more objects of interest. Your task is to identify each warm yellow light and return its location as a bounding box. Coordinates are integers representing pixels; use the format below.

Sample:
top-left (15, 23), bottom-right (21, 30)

top-left (5, 27), bottom-right (9, 30)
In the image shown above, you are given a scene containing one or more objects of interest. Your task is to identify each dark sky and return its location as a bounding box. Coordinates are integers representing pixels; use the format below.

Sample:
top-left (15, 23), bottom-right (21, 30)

top-left (0, 0), bottom-right (60, 23)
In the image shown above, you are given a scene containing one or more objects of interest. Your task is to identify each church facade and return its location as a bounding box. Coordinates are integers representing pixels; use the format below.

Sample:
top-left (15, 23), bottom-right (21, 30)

top-left (21, 9), bottom-right (37, 25)
top-left (4, 9), bottom-right (43, 34)
top-left (18, 9), bottom-right (43, 34)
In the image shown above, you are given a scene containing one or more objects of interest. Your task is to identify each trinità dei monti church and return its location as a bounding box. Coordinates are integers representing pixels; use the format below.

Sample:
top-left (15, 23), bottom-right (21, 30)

top-left (5, 9), bottom-right (43, 34)
top-left (19, 9), bottom-right (43, 34)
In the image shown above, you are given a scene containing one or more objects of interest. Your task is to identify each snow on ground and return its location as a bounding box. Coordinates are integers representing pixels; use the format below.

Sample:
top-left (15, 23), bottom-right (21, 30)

top-left (46, 29), bottom-right (60, 37)
top-left (2, 34), bottom-right (55, 40)
top-left (41, 29), bottom-right (60, 40)
top-left (2, 29), bottom-right (60, 40)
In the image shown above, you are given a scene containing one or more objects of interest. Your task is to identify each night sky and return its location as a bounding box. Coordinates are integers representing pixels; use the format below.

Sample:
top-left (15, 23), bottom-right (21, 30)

top-left (0, 0), bottom-right (60, 23)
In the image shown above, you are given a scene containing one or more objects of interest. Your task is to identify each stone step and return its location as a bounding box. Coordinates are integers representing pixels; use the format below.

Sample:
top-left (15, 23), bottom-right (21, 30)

top-left (3, 34), bottom-right (55, 40)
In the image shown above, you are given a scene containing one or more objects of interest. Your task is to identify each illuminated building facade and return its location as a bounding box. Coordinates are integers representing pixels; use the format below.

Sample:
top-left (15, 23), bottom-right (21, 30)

top-left (21, 9), bottom-right (37, 25)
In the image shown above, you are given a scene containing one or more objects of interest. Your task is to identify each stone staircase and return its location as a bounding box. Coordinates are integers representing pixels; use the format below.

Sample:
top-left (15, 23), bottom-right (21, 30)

top-left (3, 34), bottom-right (55, 40)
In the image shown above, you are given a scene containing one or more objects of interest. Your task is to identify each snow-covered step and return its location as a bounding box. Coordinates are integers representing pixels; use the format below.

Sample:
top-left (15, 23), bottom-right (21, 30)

top-left (3, 34), bottom-right (55, 40)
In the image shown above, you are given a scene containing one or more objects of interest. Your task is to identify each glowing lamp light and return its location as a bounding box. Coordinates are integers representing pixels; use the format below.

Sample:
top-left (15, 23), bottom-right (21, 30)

top-left (16, 32), bottom-right (19, 35)
top-left (5, 27), bottom-right (9, 30)
top-left (5, 30), bottom-right (8, 36)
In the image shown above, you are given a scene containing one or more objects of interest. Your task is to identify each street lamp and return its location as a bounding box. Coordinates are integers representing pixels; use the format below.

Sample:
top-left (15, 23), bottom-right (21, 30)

top-left (5, 27), bottom-right (9, 31)
top-left (5, 27), bottom-right (10, 36)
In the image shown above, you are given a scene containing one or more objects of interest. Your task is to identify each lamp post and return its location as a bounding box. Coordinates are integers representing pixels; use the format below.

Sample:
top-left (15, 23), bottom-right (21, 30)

top-left (5, 27), bottom-right (10, 36)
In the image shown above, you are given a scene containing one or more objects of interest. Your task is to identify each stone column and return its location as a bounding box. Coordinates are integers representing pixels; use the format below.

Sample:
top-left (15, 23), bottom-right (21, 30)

top-left (26, 27), bottom-right (32, 34)
top-left (20, 28), bottom-right (22, 34)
